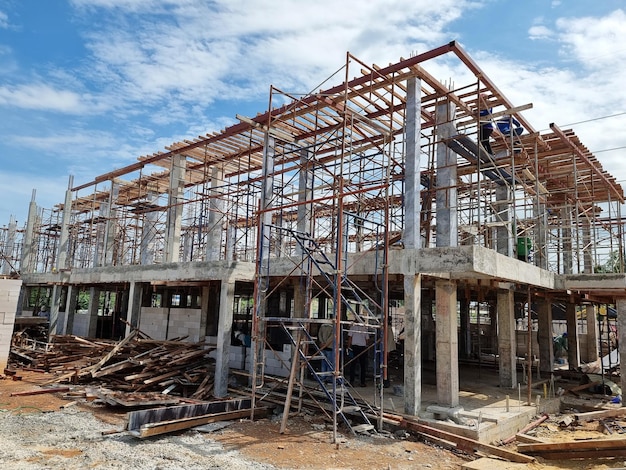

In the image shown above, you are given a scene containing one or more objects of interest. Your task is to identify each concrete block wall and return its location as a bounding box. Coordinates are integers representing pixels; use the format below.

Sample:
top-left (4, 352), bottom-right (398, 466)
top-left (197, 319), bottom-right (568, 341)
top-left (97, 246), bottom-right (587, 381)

top-left (71, 311), bottom-right (90, 337)
top-left (167, 308), bottom-right (203, 342)
top-left (138, 307), bottom-right (169, 340)
top-left (219, 344), bottom-right (291, 377)
top-left (0, 279), bottom-right (22, 371)
top-left (228, 345), bottom-right (252, 370)
top-left (138, 308), bottom-right (203, 341)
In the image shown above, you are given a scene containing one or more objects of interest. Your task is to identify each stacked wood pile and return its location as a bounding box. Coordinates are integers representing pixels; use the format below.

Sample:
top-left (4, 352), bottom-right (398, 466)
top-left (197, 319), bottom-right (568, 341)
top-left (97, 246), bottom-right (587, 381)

top-left (10, 330), bottom-right (217, 399)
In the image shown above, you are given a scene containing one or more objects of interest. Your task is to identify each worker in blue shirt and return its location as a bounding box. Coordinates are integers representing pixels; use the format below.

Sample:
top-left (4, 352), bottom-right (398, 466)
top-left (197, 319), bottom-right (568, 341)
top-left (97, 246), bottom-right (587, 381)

top-left (496, 114), bottom-right (524, 137)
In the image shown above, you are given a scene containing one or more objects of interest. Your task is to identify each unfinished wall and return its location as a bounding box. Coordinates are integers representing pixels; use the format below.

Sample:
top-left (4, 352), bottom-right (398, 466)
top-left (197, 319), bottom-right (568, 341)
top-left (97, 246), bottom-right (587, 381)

top-left (71, 311), bottom-right (90, 337)
top-left (0, 279), bottom-right (22, 371)
top-left (139, 307), bottom-right (203, 342)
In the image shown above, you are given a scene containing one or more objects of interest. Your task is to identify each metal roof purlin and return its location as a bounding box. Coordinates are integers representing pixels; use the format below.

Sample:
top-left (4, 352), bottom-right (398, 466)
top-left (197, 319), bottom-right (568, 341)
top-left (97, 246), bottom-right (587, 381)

top-left (549, 123), bottom-right (624, 203)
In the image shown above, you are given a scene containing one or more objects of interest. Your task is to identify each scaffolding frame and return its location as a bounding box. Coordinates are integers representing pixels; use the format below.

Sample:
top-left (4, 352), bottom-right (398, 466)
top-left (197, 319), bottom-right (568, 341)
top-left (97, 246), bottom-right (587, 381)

top-left (5, 41), bottom-right (626, 436)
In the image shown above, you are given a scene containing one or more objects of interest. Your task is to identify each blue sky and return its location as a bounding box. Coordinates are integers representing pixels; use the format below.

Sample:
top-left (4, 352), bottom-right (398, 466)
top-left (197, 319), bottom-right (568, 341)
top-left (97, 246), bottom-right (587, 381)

top-left (1, 0), bottom-right (626, 225)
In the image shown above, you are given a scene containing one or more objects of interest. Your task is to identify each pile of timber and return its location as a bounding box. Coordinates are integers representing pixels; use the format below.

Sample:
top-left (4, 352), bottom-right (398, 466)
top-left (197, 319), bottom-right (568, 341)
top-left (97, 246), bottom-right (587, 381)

top-left (10, 330), bottom-right (217, 399)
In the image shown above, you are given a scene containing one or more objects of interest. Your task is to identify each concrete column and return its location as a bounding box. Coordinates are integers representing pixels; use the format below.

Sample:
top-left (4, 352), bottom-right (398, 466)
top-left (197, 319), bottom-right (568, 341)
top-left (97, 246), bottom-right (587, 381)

top-left (214, 280), bottom-right (235, 398)
top-left (296, 149), bottom-right (313, 256)
top-left (435, 279), bottom-right (458, 407)
top-left (562, 207), bottom-right (573, 274)
top-left (225, 223), bottom-right (235, 263)
top-left (0, 279), bottom-right (22, 371)
top-left (1, 216), bottom-right (17, 275)
top-left (537, 299), bottom-right (554, 376)
top-left (616, 298), bottom-right (626, 401)
top-left (293, 282), bottom-right (305, 318)
top-left (124, 281), bottom-right (143, 336)
top-left (62, 285), bottom-right (78, 335)
top-left (252, 135), bottom-right (275, 379)
top-left (422, 290), bottom-right (435, 362)
top-left (103, 181), bottom-right (119, 266)
top-left (459, 296), bottom-right (471, 359)
top-left (565, 302), bottom-right (580, 368)
top-left (497, 286), bottom-right (517, 388)
top-left (404, 76), bottom-right (422, 250)
top-left (535, 202), bottom-right (548, 269)
top-left (206, 165), bottom-right (225, 261)
top-left (56, 176), bottom-right (74, 271)
top-left (140, 191), bottom-right (159, 265)
top-left (199, 285), bottom-right (210, 341)
top-left (582, 223), bottom-right (593, 273)
top-left (435, 102), bottom-right (457, 248)
top-left (20, 190), bottom-right (38, 274)
top-left (93, 195), bottom-right (113, 266)
top-left (181, 229), bottom-right (193, 262)
top-left (279, 290), bottom-right (287, 316)
top-left (49, 284), bottom-right (62, 336)
top-left (495, 185), bottom-right (512, 256)
top-left (165, 154), bottom-right (186, 263)
top-left (403, 273), bottom-right (422, 415)
top-left (86, 287), bottom-right (101, 338)
top-left (585, 305), bottom-right (599, 363)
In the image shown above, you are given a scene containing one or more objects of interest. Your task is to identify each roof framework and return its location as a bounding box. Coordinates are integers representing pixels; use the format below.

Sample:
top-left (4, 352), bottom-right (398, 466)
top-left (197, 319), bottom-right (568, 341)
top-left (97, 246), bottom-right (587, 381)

top-left (2, 41), bottom-right (624, 284)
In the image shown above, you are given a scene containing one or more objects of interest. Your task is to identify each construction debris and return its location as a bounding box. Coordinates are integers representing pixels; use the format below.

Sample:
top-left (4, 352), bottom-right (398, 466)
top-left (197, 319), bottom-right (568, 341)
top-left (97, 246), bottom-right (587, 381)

top-left (9, 332), bottom-right (217, 399)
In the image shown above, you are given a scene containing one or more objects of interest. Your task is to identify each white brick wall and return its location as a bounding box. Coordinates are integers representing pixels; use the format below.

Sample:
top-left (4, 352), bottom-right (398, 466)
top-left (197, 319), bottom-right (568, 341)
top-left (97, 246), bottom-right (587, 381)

top-left (0, 280), bottom-right (22, 371)
top-left (139, 307), bottom-right (169, 340)
top-left (167, 308), bottom-right (202, 342)
top-left (138, 307), bottom-right (203, 342)
top-left (71, 311), bottom-right (90, 337)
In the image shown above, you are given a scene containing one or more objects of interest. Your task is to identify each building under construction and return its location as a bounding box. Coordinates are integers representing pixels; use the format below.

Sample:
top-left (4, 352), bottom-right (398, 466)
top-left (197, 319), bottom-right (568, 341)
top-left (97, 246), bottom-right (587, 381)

top-left (1, 41), bottom-right (625, 439)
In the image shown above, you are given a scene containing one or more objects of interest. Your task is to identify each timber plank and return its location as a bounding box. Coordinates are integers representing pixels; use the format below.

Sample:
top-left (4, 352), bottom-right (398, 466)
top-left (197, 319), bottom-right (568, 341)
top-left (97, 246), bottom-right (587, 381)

top-left (518, 437), bottom-right (626, 452)
top-left (575, 407), bottom-right (626, 422)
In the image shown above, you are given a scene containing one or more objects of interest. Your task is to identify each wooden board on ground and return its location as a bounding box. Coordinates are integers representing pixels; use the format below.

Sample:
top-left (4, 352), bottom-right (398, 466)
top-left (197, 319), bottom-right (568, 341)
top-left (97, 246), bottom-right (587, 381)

top-left (574, 407), bottom-right (626, 422)
top-left (517, 437), bottom-right (626, 460)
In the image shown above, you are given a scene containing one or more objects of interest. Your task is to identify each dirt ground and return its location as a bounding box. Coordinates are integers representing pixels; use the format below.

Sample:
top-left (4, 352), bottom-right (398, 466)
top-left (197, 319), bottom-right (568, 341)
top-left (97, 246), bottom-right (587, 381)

top-left (1, 371), bottom-right (625, 470)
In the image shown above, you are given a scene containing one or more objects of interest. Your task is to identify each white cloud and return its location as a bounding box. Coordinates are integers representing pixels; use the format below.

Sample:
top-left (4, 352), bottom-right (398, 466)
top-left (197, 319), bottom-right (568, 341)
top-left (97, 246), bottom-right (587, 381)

top-left (529, 25), bottom-right (554, 41)
top-left (0, 84), bottom-right (104, 113)
top-left (74, 0), bottom-right (474, 111)
top-left (555, 9), bottom-right (626, 68)
top-left (0, 11), bottom-right (8, 29)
